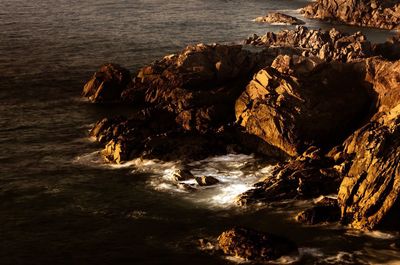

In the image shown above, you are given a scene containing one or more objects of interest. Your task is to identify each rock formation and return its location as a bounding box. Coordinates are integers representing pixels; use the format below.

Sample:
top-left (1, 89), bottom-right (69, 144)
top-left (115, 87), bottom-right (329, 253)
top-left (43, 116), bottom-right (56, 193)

top-left (217, 227), bottom-right (298, 261)
top-left (296, 197), bottom-right (341, 225)
top-left (255, 12), bottom-right (305, 25)
top-left (301, 0), bottom-right (400, 30)
top-left (235, 55), bottom-right (371, 157)
top-left (246, 26), bottom-right (373, 62)
top-left (82, 63), bottom-right (131, 103)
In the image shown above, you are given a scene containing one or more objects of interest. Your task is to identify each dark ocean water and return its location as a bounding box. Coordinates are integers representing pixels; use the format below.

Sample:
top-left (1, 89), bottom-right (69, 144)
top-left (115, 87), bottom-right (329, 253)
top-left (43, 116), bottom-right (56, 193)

top-left (0, 0), bottom-right (399, 264)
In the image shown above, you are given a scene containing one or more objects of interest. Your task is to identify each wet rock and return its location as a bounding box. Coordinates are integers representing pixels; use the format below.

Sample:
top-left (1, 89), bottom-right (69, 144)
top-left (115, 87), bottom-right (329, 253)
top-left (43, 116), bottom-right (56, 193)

top-left (172, 168), bottom-right (195, 182)
top-left (235, 55), bottom-right (371, 157)
top-left (245, 27), bottom-right (373, 62)
top-left (82, 63), bottom-right (131, 102)
top-left (195, 176), bottom-right (219, 186)
top-left (177, 183), bottom-right (197, 192)
top-left (296, 197), bottom-right (341, 225)
top-left (217, 227), bottom-right (298, 261)
top-left (255, 12), bottom-right (305, 25)
top-left (301, 0), bottom-right (400, 30)
top-left (236, 149), bottom-right (341, 206)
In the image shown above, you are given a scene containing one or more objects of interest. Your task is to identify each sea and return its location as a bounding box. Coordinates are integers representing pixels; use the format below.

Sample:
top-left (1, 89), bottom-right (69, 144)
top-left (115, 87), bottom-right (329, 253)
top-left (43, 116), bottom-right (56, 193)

top-left (1, 0), bottom-right (399, 264)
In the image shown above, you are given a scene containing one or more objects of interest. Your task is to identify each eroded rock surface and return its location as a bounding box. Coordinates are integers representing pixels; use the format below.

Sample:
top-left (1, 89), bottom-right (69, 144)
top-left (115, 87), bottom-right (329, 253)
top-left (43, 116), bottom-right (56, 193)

top-left (218, 227), bottom-right (298, 261)
top-left (301, 0), bottom-right (400, 30)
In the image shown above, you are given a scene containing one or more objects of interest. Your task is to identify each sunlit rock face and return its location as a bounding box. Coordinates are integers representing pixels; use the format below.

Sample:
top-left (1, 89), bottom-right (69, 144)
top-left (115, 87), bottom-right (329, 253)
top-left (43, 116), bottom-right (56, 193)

top-left (301, 0), bottom-right (400, 30)
top-left (235, 55), bottom-right (371, 157)
top-left (336, 59), bottom-right (400, 230)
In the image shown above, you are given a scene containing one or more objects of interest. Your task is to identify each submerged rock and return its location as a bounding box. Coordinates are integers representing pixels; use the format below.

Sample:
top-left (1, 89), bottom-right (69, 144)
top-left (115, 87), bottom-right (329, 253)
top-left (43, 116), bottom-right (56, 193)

top-left (218, 227), bottom-right (298, 261)
top-left (195, 176), bottom-right (219, 186)
top-left (296, 197), bottom-right (341, 225)
top-left (255, 12), bottom-right (305, 25)
top-left (301, 0), bottom-right (400, 30)
top-left (82, 63), bottom-right (131, 102)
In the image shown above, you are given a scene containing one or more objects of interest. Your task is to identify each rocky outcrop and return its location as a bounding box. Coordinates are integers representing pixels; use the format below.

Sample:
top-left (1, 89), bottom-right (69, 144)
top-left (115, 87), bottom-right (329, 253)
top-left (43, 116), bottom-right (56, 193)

top-left (82, 63), bottom-right (131, 102)
top-left (296, 197), bottom-right (341, 225)
top-left (217, 227), bottom-right (297, 261)
top-left (255, 12), bottom-right (305, 25)
top-left (301, 0), bottom-right (400, 30)
top-left (246, 26), bottom-right (373, 62)
top-left (329, 58), bottom-right (400, 230)
top-left (235, 55), bottom-right (371, 157)
top-left (236, 147), bottom-right (341, 206)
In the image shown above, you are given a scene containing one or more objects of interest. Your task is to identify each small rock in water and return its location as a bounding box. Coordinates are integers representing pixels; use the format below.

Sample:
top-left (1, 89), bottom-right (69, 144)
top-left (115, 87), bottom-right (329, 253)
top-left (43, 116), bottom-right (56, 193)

top-left (172, 168), bottom-right (194, 182)
top-left (218, 227), bottom-right (298, 261)
top-left (177, 183), bottom-right (197, 192)
top-left (296, 197), bottom-right (340, 225)
top-left (196, 176), bottom-right (219, 186)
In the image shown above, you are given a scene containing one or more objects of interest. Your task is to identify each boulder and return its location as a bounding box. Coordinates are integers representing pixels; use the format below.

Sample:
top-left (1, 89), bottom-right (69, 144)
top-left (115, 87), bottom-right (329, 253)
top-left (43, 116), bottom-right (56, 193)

top-left (296, 197), bottom-right (341, 225)
top-left (301, 0), bottom-right (400, 30)
top-left (217, 227), bottom-right (298, 261)
top-left (235, 55), bottom-right (371, 157)
top-left (255, 12), bottom-right (305, 25)
top-left (172, 168), bottom-right (195, 182)
top-left (82, 63), bottom-right (131, 102)
top-left (195, 176), bottom-right (219, 186)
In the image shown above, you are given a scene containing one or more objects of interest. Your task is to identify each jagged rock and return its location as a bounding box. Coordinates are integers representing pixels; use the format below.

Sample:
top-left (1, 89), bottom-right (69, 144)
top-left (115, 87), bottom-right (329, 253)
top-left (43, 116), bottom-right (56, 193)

top-left (195, 176), bottom-right (219, 186)
top-left (82, 63), bottom-right (131, 102)
top-left (172, 168), bottom-right (194, 182)
top-left (335, 58), bottom-right (400, 230)
top-left (235, 55), bottom-right (371, 157)
top-left (217, 227), bottom-right (298, 261)
top-left (245, 27), bottom-right (373, 62)
top-left (121, 44), bottom-right (279, 133)
top-left (301, 0), bottom-right (400, 30)
top-left (255, 12), bottom-right (305, 25)
top-left (296, 197), bottom-right (341, 225)
top-left (236, 148), bottom-right (341, 206)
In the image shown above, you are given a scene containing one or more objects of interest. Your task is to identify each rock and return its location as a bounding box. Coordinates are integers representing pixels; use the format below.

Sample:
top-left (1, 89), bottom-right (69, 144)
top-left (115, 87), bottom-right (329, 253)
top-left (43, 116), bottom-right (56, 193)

top-left (172, 168), bottom-right (194, 182)
top-left (245, 26), bottom-right (373, 62)
top-left (82, 63), bottom-right (131, 102)
top-left (335, 58), bottom-right (400, 230)
top-left (217, 227), bottom-right (298, 261)
top-left (236, 149), bottom-right (341, 206)
top-left (255, 12), bottom-right (305, 25)
top-left (373, 34), bottom-right (400, 61)
top-left (301, 0), bottom-right (400, 30)
top-left (195, 176), bottom-right (219, 186)
top-left (296, 197), bottom-right (341, 225)
top-left (235, 55), bottom-right (371, 157)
